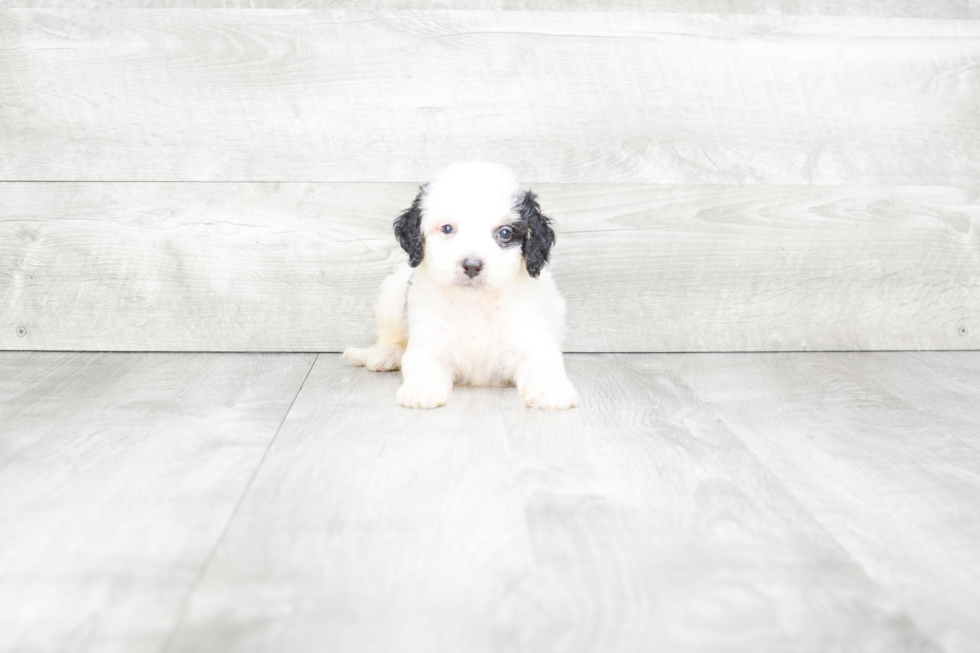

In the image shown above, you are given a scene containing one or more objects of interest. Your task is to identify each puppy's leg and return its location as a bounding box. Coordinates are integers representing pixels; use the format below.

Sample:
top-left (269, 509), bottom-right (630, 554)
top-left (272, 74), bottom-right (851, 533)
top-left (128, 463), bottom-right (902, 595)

top-left (344, 343), bottom-right (405, 372)
top-left (396, 349), bottom-right (454, 409)
top-left (516, 348), bottom-right (579, 410)
top-left (344, 264), bottom-right (412, 372)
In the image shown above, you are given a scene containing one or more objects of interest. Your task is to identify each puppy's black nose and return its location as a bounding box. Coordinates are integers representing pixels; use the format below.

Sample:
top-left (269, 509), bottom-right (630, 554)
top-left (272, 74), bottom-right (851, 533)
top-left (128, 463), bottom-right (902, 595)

top-left (462, 258), bottom-right (483, 278)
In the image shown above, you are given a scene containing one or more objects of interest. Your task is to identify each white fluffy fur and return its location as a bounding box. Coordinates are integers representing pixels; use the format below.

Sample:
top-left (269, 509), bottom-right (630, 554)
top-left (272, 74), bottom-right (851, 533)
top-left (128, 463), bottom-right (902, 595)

top-left (345, 162), bottom-right (579, 410)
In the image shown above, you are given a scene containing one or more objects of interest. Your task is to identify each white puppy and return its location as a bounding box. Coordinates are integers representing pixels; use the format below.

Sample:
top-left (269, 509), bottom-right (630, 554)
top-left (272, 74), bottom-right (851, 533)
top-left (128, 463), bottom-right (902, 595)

top-left (344, 162), bottom-right (579, 410)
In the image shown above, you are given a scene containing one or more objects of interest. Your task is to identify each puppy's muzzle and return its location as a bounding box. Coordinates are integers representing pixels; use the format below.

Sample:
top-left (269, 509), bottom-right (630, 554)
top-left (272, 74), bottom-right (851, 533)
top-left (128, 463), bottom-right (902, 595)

top-left (462, 258), bottom-right (483, 278)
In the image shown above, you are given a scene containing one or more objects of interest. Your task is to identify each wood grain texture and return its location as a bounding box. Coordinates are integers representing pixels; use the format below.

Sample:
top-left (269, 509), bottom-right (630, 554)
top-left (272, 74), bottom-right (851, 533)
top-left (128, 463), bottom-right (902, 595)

top-left (680, 351), bottom-right (980, 653)
top-left (164, 354), bottom-right (532, 653)
top-left (4, 352), bottom-right (978, 652)
top-left (0, 351), bottom-right (316, 653)
top-left (2, 10), bottom-right (978, 184)
top-left (1, 182), bottom-right (976, 352)
top-left (164, 353), bottom-right (941, 652)
top-left (4, 1), bottom-right (980, 18)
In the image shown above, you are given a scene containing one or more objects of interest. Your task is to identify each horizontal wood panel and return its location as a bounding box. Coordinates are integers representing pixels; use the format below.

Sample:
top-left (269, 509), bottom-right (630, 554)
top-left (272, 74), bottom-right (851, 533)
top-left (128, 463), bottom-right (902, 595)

top-left (1, 182), bottom-right (976, 352)
top-left (4, 1), bottom-right (980, 18)
top-left (2, 10), bottom-right (978, 183)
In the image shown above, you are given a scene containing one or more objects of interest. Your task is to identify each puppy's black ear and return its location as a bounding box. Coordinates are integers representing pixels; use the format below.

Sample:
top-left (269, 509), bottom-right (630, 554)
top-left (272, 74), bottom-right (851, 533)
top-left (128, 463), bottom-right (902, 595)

top-left (517, 190), bottom-right (556, 278)
top-left (393, 186), bottom-right (426, 267)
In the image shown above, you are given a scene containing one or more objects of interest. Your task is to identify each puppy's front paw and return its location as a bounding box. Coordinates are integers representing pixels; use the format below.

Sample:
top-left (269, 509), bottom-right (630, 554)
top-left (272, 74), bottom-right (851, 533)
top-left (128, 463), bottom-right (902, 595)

top-left (520, 374), bottom-right (579, 410)
top-left (396, 382), bottom-right (450, 409)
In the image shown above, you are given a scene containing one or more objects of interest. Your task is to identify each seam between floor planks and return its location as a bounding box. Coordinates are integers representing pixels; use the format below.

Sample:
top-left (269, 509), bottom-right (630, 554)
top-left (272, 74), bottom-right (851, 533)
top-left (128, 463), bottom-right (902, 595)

top-left (0, 352), bottom-right (322, 653)
top-left (156, 353), bottom-right (320, 653)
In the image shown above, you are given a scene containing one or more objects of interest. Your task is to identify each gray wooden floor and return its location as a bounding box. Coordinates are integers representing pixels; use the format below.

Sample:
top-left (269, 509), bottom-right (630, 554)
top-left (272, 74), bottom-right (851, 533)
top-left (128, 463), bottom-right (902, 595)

top-left (2, 351), bottom-right (978, 653)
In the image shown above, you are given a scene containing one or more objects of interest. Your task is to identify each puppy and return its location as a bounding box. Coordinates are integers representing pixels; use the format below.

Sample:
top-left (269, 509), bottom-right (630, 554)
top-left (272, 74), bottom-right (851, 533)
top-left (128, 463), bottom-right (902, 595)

top-left (344, 162), bottom-right (579, 410)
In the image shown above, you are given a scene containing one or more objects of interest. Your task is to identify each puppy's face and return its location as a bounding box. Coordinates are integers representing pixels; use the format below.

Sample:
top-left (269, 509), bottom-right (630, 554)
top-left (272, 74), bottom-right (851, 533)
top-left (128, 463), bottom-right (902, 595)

top-left (393, 162), bottom-right (555, 291)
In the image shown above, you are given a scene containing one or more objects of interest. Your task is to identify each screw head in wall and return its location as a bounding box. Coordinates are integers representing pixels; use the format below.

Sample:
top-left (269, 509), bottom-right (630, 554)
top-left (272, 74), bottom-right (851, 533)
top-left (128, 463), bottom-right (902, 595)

top-left (16, 327), bottom-right (26, 337)
top-left (960, 326), bottom-right (969, 336)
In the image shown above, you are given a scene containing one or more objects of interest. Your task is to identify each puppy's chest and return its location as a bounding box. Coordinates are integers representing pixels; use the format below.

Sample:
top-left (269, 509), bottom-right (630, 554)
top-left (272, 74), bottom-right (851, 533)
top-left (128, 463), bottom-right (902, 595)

top-left (412, 294), bottom-right (525, 366)
top-left (445, 296), bottom-right (515, 343)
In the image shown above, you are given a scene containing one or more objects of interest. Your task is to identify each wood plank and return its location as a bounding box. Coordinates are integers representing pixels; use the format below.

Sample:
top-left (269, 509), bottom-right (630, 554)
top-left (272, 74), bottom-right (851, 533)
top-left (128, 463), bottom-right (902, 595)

top-left (0, 182), bottom-right (398, 352)
top-left (4, 1), bottom-right (979, 18)
top-left (0, 351), bottom-right (316, 653)
top-left (1, 182), bottom-right (977, 352)
top-left (164, 354), bottom-right (533, 653)
top-left (0, 351), bottom-right (144, 464)
top-left (165, 353), bottom-right (938, 652)
top-left (2, 10), bottom-right (978, 184)
top-left (679, 351), bottom-right (980, 653)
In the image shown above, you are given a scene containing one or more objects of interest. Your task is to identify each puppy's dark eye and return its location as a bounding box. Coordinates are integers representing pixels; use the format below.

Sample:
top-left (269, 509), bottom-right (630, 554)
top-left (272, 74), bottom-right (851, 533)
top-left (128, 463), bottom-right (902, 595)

top-left (497, 227), bottom-right (513, 242)
top-left (441, 225), bottom-right (454, 235)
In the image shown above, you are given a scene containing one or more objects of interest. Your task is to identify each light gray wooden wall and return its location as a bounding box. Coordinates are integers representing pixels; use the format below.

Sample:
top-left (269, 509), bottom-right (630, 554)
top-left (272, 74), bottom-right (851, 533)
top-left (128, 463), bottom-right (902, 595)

top-left (1, 7), bottom-right (978, 351)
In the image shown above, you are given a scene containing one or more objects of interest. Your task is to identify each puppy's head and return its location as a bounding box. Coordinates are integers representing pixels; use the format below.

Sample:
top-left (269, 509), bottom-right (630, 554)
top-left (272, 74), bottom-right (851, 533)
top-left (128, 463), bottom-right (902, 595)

top-left (393, 162), bottom-right (555, 290)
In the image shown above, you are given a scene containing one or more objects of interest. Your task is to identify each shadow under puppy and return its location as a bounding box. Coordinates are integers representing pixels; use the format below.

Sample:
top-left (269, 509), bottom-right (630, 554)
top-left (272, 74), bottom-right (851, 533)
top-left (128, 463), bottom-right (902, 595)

top-left (345, 162), bottom-right (579, 410)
